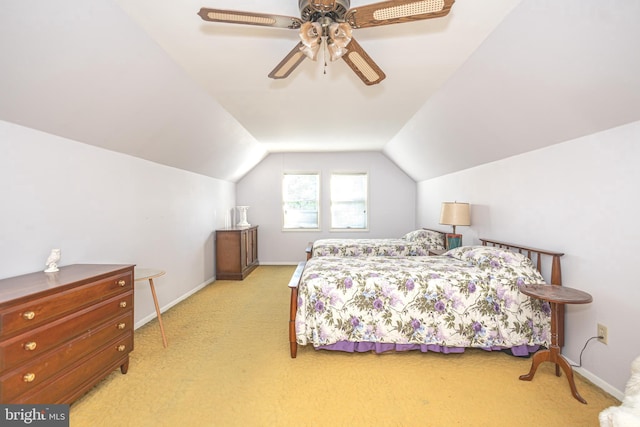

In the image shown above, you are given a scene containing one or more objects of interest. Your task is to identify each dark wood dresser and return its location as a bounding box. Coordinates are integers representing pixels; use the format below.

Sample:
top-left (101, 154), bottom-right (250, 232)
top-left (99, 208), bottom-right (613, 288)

top-left (0, 264), bottom-right (135, 404)
top-left (215, 226), bottom-right (258, 280)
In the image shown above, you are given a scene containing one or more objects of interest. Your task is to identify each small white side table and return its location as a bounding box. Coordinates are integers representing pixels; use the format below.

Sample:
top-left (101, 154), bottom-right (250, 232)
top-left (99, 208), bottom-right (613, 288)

top-left (134, 268), bottom-right (168, 348)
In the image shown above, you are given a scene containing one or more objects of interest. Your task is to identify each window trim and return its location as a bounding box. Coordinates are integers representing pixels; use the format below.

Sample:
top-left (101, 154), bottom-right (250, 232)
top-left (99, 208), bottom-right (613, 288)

top-left (329, 171), bottom-right (369, 232)
top-left (281, 171), bottom-right (321, 231)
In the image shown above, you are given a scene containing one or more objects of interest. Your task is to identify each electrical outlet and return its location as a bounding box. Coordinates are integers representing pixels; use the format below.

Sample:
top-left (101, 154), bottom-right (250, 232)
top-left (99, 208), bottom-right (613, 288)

top-left (597, 323), bottom-right (608, 345)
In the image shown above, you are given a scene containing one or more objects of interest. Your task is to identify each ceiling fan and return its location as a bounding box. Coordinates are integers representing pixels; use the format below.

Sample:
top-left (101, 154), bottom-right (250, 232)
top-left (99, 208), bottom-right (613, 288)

top-left (198, 0), bottom-right (455, 85)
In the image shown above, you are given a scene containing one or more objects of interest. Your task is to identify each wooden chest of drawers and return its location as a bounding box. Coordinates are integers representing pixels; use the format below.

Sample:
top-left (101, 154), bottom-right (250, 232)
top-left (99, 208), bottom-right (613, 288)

top-left (215, 226), bottom-right (258, 280)
top-left (0, 264), bottom-right (135, 404)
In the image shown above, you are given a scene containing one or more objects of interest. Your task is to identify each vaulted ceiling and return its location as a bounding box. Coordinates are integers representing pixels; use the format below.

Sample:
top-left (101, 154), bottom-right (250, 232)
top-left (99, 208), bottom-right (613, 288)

top-left (2, 0), bottom-right (639, 182)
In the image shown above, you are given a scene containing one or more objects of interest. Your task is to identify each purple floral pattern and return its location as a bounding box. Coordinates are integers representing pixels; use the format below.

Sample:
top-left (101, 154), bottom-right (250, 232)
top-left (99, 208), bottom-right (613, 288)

top-left (296, 247), bottom-right (550, 351)
top-left (311, 230), bottom-right (446, 258)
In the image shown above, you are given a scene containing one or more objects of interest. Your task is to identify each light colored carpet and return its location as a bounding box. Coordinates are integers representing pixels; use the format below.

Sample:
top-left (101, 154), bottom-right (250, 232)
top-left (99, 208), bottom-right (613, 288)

top-left (70, 265), bottom-right (619, 426)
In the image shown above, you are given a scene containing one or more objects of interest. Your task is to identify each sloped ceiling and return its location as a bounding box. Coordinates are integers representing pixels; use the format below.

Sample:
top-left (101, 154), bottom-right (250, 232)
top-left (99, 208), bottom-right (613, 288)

top-left (385, 0), bottom-right (640, 180)
top-left (1, 0), bottom-right (639, 182)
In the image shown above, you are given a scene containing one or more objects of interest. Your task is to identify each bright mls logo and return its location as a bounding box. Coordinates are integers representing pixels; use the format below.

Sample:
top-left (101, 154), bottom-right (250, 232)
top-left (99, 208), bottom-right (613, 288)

top-left (1, 405), bottom-right (69, 426)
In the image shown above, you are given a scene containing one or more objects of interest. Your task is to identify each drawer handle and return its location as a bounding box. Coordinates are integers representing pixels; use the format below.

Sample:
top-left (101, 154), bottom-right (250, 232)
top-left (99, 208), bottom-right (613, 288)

top-left (119, 301), bottom-right (127, 308)
top-left (23, 311), bottom-right (36, 320)
top-left (117, 344), bottom-right (126, 352)
top-left (117, 322), bottom-right (126, 330)
top-left (24, 341), bottom-right (37, 351)
top-left (23, 373), bottom-right (36, 383)
top-left (118, 279), bottom-right (126, 287)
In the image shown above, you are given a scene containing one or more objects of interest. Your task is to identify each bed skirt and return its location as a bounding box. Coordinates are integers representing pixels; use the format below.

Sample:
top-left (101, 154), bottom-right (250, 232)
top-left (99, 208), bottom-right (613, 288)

top-left (315, 341), bottom-right (540, 357)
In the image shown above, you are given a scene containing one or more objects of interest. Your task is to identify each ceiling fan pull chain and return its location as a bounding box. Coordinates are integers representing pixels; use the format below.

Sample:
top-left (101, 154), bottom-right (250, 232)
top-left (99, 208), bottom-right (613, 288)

top-left (323, 37), bottom-right (328, 75)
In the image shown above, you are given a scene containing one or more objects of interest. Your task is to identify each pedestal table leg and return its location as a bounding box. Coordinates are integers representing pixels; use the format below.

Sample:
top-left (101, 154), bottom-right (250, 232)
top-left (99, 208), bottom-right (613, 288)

top-left (519, 301), bottom-right (586, 404)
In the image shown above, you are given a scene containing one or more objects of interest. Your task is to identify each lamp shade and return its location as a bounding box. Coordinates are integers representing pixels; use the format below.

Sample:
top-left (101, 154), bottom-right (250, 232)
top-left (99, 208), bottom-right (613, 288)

top-left (439, 202), bottom-right (471, 227)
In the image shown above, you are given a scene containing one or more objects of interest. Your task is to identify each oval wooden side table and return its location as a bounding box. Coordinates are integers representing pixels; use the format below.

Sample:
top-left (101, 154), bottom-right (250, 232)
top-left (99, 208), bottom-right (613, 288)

top-left (518, 283), bottom-right (592, 404)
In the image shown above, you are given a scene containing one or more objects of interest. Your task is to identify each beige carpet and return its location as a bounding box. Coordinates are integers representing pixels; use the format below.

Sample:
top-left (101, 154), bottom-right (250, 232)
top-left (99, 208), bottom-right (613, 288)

top-left (70, 266), bottom-right (619, 427)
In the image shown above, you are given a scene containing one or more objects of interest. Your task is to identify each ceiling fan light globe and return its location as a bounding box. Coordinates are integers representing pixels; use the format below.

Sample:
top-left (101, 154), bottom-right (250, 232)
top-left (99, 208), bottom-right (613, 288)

top-left (299, 22), bottom-right (323, 60)
top-left (300, 45), bottom-right (320, 60)
top-left (327, 44), bottom-right (348, 61)
top-left (300, 22), bottom-right (322, 42)
top-left (330, 22), bottom-right (352, 40)
top-left (326, 22), bottom-right (352, 60)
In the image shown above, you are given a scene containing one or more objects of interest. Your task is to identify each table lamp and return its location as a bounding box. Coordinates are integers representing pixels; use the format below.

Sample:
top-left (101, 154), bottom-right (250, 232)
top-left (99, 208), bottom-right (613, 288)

top-left (439, 202), bottom-right (470, 249)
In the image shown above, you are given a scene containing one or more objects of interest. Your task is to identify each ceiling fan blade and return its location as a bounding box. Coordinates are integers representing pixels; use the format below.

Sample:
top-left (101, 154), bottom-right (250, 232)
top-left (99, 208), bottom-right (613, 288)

top-left (345, 0), bottom-right (454, 29)
top-left (268, 42), bottom-right (307, 80)
top-left (198, 8), bottom-right (303, 29)
top-left (341, 38), bottom-right (386, 85)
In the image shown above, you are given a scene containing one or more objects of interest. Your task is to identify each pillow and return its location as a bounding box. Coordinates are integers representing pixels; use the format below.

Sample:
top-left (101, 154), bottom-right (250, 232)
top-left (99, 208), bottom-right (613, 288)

top-left (402, 229), bottom-right (446, 250)
top-left (403, 229), bottom-right (442, 242)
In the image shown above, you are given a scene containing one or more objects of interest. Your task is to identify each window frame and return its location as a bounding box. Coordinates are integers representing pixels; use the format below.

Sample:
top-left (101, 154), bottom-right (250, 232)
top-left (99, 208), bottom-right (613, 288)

top-left (281, 171), bottom-right (321, 231)
top-left (329, 171), bottom-right (369, 232)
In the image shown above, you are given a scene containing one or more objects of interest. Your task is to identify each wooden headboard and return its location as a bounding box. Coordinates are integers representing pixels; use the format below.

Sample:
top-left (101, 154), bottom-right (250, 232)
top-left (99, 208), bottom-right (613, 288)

top-left (480, 238), bottom-right (565, 347)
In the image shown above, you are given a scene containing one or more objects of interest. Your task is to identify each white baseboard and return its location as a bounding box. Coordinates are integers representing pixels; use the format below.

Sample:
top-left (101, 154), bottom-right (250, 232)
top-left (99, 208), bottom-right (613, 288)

top-left (564, 356), bottom-right (624, 401)
top-left (134, 276), bottom-right (214, 330)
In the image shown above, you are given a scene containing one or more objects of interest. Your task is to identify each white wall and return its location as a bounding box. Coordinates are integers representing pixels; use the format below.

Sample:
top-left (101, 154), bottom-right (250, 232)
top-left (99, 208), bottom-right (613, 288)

top-left (236, 152), bottom-right (418, 264)
top-left (417, 120), bottom-right (640, 397)
top-left (0, 120), bottom-right (236, 327)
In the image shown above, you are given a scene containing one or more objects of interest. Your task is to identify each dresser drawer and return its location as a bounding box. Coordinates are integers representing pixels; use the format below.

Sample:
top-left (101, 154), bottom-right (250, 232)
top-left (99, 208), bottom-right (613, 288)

top-left (0, 292), bottom-right (133, 371)
top-left (0, 332), bottom-right (133, 404)
top-left (0, 271), bottom-right (132, 339)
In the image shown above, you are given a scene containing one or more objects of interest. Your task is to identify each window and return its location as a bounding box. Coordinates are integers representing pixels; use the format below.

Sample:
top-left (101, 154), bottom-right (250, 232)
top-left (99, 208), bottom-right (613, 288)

top-left (282, 173), bottom-right (320, 229)
top-left (330, 173), bottom-right (368, 230)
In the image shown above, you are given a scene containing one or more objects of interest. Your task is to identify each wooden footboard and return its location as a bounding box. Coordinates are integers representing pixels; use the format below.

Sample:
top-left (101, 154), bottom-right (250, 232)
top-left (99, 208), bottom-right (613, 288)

top-left (480, 238), bottom-right (565, 347)
top-left (288, 261), bottom-right (306, 358)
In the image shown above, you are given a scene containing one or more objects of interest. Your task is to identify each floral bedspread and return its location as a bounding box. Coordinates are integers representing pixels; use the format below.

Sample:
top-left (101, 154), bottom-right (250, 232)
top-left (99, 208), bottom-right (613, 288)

top-left (311, 229), bottom-right (446, 258)
top-left (296, 246), bottom-right (551, 352)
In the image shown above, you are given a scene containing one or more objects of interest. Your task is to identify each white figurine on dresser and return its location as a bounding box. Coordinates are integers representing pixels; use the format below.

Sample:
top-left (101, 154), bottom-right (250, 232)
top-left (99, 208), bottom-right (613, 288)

top-left (599, 356), bottom-right (640, 426)
top-left (44, 248), bottom-right (61, 272)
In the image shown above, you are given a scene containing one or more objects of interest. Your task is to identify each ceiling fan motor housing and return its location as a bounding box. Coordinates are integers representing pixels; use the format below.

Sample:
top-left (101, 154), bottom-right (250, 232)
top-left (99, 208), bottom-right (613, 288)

top-left (299, 0), bottom-right (350, 22)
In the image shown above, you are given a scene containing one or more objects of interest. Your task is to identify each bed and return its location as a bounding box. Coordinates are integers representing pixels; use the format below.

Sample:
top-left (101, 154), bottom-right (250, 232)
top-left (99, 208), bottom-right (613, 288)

top-left (306, 228), bottom-right (447, 260)
top-left (288, 239), bottom-right (564, 358)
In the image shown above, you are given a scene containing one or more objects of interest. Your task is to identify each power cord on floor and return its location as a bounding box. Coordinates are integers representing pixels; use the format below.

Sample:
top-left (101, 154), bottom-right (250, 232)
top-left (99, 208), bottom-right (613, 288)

top-left (570, 335), bottom-right (602, 368)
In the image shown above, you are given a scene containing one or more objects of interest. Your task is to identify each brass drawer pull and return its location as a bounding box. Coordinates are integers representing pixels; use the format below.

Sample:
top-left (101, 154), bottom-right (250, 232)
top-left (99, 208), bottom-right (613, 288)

top-left (117, 279), bottom-right (126, 287)
top-left (117, 322), bottom-right (126, 330)
top-left (24, 341), bottom-right (37, 351)
top-left (117, 344), bottom-right (126, 352)
top-left (119, 301), bottom-right (127, 308)
top-left (23, 373), bottom-right (36, 383)
top-left (23, 311), bottom-right (36, 320)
